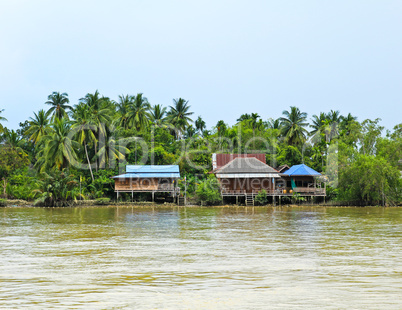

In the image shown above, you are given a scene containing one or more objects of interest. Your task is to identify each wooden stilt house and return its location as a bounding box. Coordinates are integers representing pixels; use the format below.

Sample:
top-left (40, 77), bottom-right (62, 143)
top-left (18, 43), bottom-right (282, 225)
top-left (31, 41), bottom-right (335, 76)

top-left (280, 164), bottom-right (326, 196)
top-left (112, 165), bottom-right (180, 201)
top-left (214, 156), bottom-right (281, 196)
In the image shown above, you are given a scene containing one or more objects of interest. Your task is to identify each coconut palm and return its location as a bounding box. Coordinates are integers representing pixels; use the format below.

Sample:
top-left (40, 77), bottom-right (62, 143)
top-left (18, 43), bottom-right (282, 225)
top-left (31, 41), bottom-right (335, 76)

top-left (0, 109), bottom-right (7, 133)
top-left (195, 116), bottom-right (206, 133)
top-left (236, 113), bottom-right (251, 122)
top-left (248, 113), bottom-right (261, 149)
top-left (45, 92), bottom-right (72, 120)
top-left (310, 112), bottom-right (327, 136)
top-left (126, 93), bottom-right (151, 131)
top-left (280, 106), bottom-right (309, 146)
top-left (167, 98), bottom-right (193, 138)
top-left (1, 128), bottom-right (26, 153)
top-left (340, 113), bottom-right (357, 135)
top-left (267, 118), bottom-right (281, 130)
top-left (95, 131), bottom-right (130, 170)
top-left (71, 103), bottom-right (97, 181)
top-left (26, 109), bottom-right (51, 144)
top-left (215, 120), bottom-right (227, 150)
top-left (78, 91), bottom-right (113, 171)
top-left (184, 125), bottom-right (196, 139)
top-left (115, 94), bottom-right (132, 129)
top-left (35, 118), bottom-right (78, 171)
top-left (79, 90), bottom-right (112, 135)
top-left (326, 110), bottom-right (341, 140)
top-left (149, 104), bottom-right (167, 127)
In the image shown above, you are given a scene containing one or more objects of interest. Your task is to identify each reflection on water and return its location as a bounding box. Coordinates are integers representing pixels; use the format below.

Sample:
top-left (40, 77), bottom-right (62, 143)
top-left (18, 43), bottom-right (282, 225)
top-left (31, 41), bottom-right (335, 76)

top-left (1, 206), bottom-right (401, 309)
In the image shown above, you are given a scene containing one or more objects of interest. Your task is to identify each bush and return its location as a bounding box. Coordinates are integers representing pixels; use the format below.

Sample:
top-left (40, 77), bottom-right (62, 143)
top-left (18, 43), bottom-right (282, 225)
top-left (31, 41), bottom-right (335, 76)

top-left (254, 190), bottom-right (268, 205)
top-left (195, 175), bottom-right (222, 206)
top-left (0, 199), bottom-right (6, 207)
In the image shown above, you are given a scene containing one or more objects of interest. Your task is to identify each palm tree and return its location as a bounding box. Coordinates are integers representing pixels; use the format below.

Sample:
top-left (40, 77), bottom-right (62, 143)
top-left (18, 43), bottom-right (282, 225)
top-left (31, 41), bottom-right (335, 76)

top-left (248, 113), bottom-right (261, 149)
top-left (26, 109), bottom-right (51, 144)
top-left (35, 118), bottom-right (78, 171)
top-left (79, 90), bottom-right (112, 135)
top-left (340, 113), bottom-right (357, 135)
top-left (216, 120), bottom-right (227, 136)
top-left (215, 120), bottom-right (227, 151)
top-left (267, 118), bottom-right (281, 130)
top-left (310, 112), bottom-right (327, 136)
top-left (149, 104), bottom-right (167, 127)
top-left (45, 92), bottom-right (72, 120)
top-left (236, 113), bottom-right (251, 122)
top-left (195, 116), bottom-right (206, 133)
top-left (280, 106), bottom-right (309, 146)
top-left (79, 91), bottom-right (113, 171)
top-left (0, 109), bottom-right (7, 133)
top-left (95, 131), bottom-right (129, 170)
top-left (326, 110), bottom-right (341, 140)
top-left (71, 103), bottom-right (97, 181)
top-left (126, 93), bottom-right (151, 131)
top-left (1, 128), bottom-right (26, 153)
top-left (184, 125), bottom-right (196, 139)
top-left (167, 98), bottom-right (193, 138)
top-left (115, 94), bottom-right (131, 129)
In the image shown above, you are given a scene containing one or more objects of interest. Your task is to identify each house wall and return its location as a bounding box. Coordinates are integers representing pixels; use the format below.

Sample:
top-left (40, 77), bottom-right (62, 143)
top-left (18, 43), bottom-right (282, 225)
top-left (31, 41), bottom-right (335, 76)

top-left (115, 178), bottom-right (160, 191)
top-left (218, 177), bottom-right (274, 193)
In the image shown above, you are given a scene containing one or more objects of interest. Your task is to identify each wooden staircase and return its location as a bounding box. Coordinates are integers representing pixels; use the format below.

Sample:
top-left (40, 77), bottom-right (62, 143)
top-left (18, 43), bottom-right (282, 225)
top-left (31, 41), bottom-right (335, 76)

top-left (177, 196), bottom-right (185, 206)
top-left (245, 194), bottom-right (254, 206)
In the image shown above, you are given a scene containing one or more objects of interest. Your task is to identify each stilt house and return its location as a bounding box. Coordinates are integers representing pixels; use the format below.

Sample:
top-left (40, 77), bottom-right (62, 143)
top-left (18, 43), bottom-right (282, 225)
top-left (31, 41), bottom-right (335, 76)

top-left (112, 165), bottom-right (180, 200)
top-left (280, 164), bottom-right (326, 196)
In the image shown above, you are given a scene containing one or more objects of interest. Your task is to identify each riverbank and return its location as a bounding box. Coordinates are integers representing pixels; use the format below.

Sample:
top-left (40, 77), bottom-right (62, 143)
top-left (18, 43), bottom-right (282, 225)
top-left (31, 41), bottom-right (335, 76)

top-left (1, 198), bottom-right (399, 208)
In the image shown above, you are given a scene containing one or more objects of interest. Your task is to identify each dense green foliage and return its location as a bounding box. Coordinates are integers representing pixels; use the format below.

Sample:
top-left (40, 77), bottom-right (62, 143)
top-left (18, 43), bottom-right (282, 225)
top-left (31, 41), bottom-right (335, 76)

top-left (255, 190), bottom-right (268, 206)
top-left (195, 175), bottom-right (222, 205)
top-left (0, 91), bottom-right (401, 206)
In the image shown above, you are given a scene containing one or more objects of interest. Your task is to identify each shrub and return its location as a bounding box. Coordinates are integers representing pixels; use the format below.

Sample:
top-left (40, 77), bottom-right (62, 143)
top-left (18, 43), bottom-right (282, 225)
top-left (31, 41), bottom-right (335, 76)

top-left (255, 190), bottom-right (268, 206)
top-left (0, 199), bottom-right (6, 207)
top-left (195, 175), bottom-right (222, 206)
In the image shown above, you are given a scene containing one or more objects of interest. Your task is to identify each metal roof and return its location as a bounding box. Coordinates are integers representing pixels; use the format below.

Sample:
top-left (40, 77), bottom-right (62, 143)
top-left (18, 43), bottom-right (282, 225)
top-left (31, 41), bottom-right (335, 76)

top-left (126, 165), bottom-right (179, 173)
top-left (215, 157), bottom-right (279, 175)
top-left (282, 164), bottom-right (321, 176)
top-left (112, 165), bottom-right (180, 179)
top-left (112, 173), bottom-right (180, 179)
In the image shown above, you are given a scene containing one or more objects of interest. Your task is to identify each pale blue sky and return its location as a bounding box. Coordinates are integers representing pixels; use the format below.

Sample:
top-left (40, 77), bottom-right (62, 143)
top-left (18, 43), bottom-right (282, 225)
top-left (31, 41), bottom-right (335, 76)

top-left (1, 0), bottom-right (401, 130)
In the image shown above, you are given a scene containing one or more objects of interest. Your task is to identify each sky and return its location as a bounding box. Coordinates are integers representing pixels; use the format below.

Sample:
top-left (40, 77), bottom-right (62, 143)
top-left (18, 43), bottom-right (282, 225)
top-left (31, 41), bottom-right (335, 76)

top-left (0, 0), bottom-right (401, 131)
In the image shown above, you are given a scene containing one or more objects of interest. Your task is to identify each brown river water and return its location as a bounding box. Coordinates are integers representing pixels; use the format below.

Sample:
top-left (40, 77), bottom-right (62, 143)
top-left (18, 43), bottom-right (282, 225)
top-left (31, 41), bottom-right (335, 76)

top-left (0, 206), bottom-right (401, 309)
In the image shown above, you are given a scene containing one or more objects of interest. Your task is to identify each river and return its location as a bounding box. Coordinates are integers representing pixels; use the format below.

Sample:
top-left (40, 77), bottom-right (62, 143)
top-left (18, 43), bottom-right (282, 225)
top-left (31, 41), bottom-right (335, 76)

top-left (0, 206), bottom-right (401, 309)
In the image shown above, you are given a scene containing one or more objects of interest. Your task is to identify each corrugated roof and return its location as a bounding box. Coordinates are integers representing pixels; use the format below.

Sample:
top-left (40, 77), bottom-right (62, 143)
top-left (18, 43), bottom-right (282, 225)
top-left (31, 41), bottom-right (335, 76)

top-left (126, 165), bottom-right (179, 173)
top-left (213, 153), bottom-right (266, 170)
top-left (283, 164), bottom-right (321, 176)
top-left (112, 173), bottom-right (180, 179)
top-left (112, 165), bottom-right (180, 179)
top-left (215, 157), bottom-right (279, 174)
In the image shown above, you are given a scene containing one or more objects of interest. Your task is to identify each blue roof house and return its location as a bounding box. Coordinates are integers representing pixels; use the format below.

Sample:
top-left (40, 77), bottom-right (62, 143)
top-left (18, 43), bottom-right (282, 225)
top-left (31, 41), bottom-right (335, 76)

top-left (112, 165), bottom-right (181, 200)
top-left (280, 164), bottom-right (326, 196)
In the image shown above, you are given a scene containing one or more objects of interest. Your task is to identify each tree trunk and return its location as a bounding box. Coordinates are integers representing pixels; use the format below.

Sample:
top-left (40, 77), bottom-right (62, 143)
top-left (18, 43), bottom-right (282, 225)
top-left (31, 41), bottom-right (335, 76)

top-left (85, 143), bottom-right (94, 182)
top-left (94, 142), bottom-right (98, 172)
top-left (3, 178), bottom-right (7, 199)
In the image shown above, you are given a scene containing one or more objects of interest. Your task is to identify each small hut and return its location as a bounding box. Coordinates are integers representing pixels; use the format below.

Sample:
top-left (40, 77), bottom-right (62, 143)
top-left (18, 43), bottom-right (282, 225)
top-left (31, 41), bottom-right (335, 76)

top-left (112, 165), bottom-right (180, 201)
top-left (280, 164), bottom-right (325, 196)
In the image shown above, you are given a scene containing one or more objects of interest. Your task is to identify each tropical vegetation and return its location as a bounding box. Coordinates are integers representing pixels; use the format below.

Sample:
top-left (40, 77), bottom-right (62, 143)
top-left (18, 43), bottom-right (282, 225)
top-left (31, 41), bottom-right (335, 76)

top-left (0, 91), bottom-right (401, 206)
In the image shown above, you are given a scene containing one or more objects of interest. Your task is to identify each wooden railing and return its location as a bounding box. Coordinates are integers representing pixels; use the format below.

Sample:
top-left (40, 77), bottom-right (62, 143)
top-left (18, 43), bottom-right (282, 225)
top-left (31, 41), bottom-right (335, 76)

top-left (115, 184), bottom-right (180, 192)
top-left (220, 187), bottom-right (326, 196)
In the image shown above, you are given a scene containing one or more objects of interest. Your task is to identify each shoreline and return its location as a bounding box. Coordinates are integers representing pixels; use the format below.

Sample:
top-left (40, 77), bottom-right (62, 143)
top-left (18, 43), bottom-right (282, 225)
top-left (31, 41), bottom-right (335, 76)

top-left (1, 199), bottom-right (399, 208)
